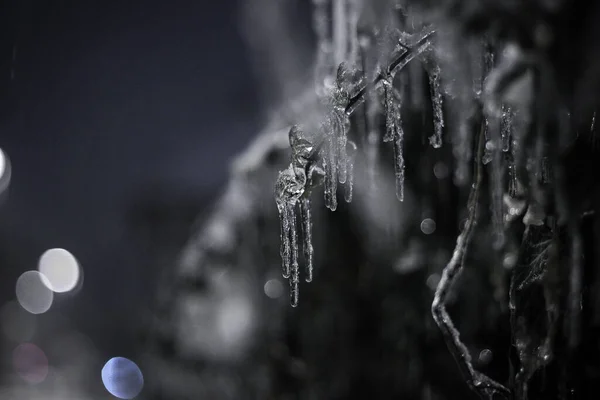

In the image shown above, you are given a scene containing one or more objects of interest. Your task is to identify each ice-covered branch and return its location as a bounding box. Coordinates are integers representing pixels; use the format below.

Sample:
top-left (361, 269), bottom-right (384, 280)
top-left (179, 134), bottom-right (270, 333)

top-left (274, 27), bottom-right (436, 306)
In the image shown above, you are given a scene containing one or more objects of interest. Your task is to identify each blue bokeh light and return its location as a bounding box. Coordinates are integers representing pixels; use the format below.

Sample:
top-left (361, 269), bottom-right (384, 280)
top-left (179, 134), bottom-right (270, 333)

top-left (101, 357), bottom-right (144, 399)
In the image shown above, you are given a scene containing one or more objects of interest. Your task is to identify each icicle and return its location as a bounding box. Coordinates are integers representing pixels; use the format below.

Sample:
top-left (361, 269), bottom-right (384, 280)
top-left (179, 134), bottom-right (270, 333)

top-left (508, 151), bottom-right (518, 198)
top-left (287, 202), bottom-right (300, 307)
top-left (383, 78), bottom-right (395, 143)
top-left (334, 62), bottom-right (362, 185)
top-left (428, 64), bottom-right (444, 148)
top-left (482, 119), bottom-right (493, 165)
top-left (345, 141), bottom-right (357, 203)
top-left (335, 110), bottom-right (349, 184)
top-left (300, 198), bottom-right (314, 283)
top-left (393, 127), bottom-right (405, 202)
top-left (274, 159), bottom-right (308, 290)
top-left (279, 202), bottom-right (291, 279)
top-left (501, 105), bottom-right (513, 152)
top-left (382, 77), bottom-right (405, 201)
top-left (324, 131), bottom-right (338, 211)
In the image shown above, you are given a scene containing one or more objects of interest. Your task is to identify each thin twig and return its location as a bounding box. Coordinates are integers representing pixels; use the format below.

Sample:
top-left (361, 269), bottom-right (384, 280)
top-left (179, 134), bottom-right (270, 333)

top-left (431, 121), bottom-right (511, 399)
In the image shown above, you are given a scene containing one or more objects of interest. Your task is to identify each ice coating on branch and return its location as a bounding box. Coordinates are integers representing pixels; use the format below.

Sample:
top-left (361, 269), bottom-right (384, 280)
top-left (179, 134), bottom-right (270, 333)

top-left (273, 24), bottom-right (440, 306)
top-left (382, 77), bottom-right (405, 201)
top-left (336, 61), bottom-right (365, 102)
top-left (428, 64), bottom-right (444, 148)
top-left (321, 62), bottom-right (363, 210)
top-left (335, 62), bottom-right (363, 185)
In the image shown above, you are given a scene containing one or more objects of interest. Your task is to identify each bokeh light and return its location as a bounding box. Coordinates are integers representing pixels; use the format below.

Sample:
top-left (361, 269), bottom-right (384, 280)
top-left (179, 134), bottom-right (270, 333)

top-left (101, 357), bottom-right (144, 399)
top-left (433, 161), bottom-right (449, 179)
top-left (420, 218), bottom-right (436, 235)
top-left (264, 279), bottom-right (283, 299)
top-left (15, 271), bottom-right (54, 314)
top-left (38, 248), bottom-right (81, 293)
top-left (0, 147), bottom-right (11, 193)
top-left (13, 343), bottom-right (49, 384)
top-left (0, 301), bottom-right (36, 342)
top-left (426, 273), bottom-right (441, 291)
top-left (217, 296), bottom-right (254, 350)
top-left (479, 348), bottom-right (493, 364)
top-left (0, 148), bottom-right (5, 179)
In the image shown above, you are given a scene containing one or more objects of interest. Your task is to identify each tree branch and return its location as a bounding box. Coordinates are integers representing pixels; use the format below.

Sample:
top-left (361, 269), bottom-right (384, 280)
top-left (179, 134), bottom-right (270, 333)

top-left (431, 121), bottom-right (511, 399)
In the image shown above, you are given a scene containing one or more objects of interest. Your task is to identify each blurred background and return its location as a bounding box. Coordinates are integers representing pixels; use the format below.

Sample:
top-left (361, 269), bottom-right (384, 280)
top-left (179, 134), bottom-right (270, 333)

top-left (0, 0), bottom-right (289, 397)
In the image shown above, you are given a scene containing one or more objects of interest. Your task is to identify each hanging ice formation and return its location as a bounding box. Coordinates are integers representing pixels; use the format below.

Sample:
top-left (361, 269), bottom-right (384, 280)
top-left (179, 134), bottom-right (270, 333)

top-left (274, 63), bottom-right (362, 306)
top-left (382, 76), bottom-right (405, 201)
top-left (275, 13), bottom-right (437, 305)
top-left (428, 64), bottom-right (444, 148)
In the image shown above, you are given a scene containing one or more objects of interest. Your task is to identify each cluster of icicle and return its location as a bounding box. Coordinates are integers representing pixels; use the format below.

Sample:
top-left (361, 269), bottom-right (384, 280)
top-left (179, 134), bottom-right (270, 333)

top-left (274, 16), bottom-right (441, 306)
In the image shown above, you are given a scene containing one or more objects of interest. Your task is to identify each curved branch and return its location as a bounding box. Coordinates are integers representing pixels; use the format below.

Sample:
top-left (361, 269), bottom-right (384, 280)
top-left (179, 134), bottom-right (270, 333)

top-left (431, 121), bottom-right (511, 399)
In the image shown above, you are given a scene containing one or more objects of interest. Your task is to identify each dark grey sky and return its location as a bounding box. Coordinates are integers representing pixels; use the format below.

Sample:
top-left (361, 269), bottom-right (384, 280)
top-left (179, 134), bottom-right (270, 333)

top-left (0, 0), bottom-right (262, 355)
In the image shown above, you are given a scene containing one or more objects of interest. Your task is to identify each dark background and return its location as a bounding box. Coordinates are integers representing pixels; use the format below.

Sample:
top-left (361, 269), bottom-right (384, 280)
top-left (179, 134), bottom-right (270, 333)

top-left (0, 0), bottom-right (263, 360)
